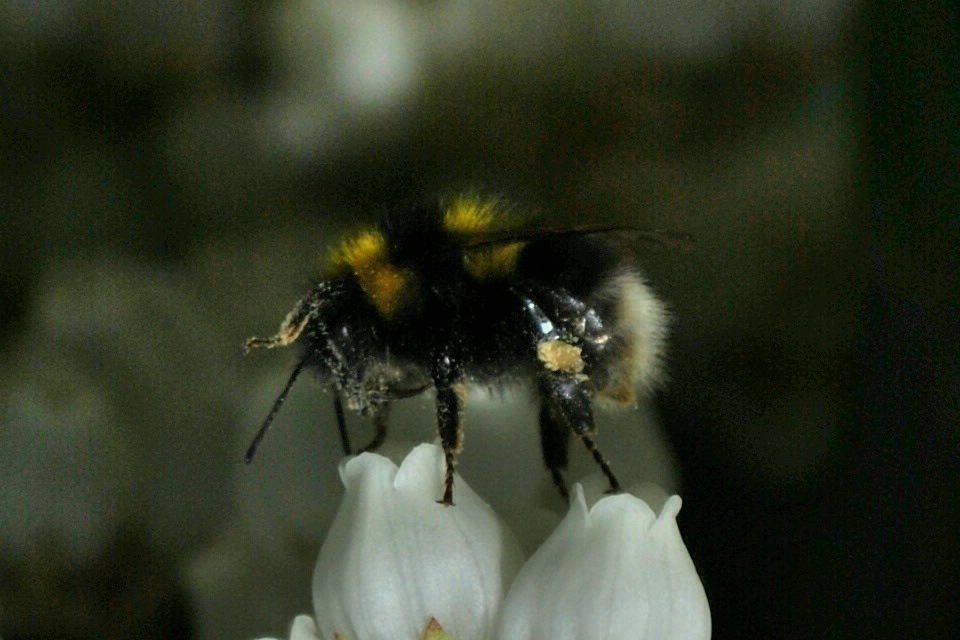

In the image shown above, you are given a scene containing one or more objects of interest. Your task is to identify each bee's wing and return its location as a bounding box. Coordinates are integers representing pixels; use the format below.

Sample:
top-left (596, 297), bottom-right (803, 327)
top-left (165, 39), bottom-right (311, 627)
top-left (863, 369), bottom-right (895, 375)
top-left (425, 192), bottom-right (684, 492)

top-left (462, 226), bottom-right (695, 252)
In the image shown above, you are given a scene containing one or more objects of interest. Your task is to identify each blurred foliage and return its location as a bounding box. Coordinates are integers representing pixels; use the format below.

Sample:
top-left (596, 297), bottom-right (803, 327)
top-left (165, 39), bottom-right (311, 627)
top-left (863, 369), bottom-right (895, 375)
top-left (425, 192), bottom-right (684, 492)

top-left (1, 1), bottom-right (957, 640)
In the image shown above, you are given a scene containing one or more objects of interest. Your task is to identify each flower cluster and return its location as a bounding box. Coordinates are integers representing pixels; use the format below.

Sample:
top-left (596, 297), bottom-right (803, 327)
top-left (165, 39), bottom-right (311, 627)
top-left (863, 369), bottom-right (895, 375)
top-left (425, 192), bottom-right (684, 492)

top-left (256, 444), bottom-right (710, 640)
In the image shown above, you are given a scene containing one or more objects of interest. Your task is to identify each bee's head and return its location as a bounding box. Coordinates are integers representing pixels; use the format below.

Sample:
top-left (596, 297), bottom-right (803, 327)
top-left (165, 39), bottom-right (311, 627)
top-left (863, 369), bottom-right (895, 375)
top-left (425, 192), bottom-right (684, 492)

top-left (293, 282), bottom-right (430, 415)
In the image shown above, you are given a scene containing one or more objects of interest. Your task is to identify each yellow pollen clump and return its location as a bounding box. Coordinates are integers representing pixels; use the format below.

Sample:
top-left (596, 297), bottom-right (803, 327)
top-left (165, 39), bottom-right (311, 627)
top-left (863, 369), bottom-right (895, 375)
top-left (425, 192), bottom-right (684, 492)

top-left (538, 339), bottom-right (585, 374)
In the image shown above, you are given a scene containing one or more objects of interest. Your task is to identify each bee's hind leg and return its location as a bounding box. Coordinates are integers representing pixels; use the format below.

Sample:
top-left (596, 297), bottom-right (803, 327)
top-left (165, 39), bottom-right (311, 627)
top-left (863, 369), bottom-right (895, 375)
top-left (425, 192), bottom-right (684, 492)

top-left (541, 373), bottom-right (621, 496)
top-left (515, 289), bottom-right (621, 497)
top-left (538, 393), bottom-right (572, 503)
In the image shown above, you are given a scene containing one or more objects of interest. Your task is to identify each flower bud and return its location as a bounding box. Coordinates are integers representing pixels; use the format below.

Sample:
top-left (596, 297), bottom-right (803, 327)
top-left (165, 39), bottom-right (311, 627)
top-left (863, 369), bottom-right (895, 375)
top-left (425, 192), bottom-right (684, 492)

top-left (498, 484), bottom-right (710, 640)
top-left (313, 444), bottom-right (524, 640)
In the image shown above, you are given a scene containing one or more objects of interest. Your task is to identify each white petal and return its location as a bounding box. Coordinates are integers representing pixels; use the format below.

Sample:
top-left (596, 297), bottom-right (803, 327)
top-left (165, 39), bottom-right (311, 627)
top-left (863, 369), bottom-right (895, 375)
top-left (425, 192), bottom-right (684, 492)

top-left (253, 615), bottom-right (321, 640)
top-left (290, 615), bottom-right (322, 640)
top-left (498, 485), bottom-right (711, 640)
top-left (313, 444), bottom-right (525, 640)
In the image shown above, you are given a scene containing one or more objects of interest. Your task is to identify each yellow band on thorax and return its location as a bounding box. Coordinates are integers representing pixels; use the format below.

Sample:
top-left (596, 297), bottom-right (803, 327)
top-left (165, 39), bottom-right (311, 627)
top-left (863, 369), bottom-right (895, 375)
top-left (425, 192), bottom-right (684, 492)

top-left (330, 229), bottom-right (411, 317)
top-left (444, 195), bottom-right (524, 280)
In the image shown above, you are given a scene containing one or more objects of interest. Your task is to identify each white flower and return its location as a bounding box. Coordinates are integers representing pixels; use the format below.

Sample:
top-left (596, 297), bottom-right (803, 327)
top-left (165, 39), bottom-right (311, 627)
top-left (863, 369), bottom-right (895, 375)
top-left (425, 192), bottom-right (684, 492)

top-left (498, 484), bottom-right (711, 640)
top-left (312, 444), bottom-right (525, 640)
top-left (256, 445), bottom-right (710, 640)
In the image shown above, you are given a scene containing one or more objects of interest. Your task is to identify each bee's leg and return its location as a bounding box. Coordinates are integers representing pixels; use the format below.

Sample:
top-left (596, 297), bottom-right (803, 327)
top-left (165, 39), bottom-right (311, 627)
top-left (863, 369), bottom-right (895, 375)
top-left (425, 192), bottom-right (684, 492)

top-left (515, 289), bottom-right (621, 495)
top-left (332, 390), bottom-right (352, 455)
top-left (541, 373), bottom-right (621, 495)
top-left (357, 403), bottom-right (390, 453)
top-left (433, 355), bottom-right (464, 506)
top-left (435, 386), bottom-right (463, 506)
top-left (244, 287), bottom-right (327, 352)
top-left (538, 394), bottom-right (572, 503)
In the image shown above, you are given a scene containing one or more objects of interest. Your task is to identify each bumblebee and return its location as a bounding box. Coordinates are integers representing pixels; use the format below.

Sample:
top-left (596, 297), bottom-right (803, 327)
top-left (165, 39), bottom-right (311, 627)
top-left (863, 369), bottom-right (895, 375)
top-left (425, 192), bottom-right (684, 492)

top-left (245, 195), bottom-right (669, 505)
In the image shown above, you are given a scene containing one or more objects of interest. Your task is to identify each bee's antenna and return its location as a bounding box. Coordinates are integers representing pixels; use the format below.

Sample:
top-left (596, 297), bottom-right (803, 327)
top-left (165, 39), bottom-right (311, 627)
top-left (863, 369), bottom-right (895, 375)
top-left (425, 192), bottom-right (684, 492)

top-left (245, 359), bottom-right (307, 463)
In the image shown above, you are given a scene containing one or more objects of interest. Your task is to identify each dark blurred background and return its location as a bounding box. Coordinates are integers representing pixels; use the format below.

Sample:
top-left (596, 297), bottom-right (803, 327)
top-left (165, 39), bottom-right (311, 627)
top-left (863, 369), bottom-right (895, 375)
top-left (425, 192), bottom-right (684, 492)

top-left (1, 1), bottom-right (958, 639)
